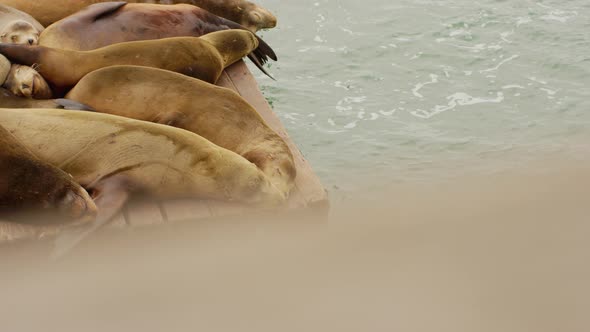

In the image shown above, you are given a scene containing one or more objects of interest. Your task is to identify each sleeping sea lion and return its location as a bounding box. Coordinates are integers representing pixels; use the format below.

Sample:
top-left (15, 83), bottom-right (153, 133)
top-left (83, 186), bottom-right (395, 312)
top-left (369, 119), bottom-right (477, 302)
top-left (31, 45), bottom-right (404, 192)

top-left (0, 108), bottom-right (285, 222)
top-left (0, 30), bottom-right (263, 93)
top-left (0, 107), bottom-right (287, 254)
top-left (0, 53), bottom-right (52, 99)
top-left (0, 0), bottom-right (276, 32)
top-left (39, 2), bottom-right (276, 76)
top-left (3, 64), bottom-right (52, 98)
top-left (67, 65), bottom-right (295, 195)
top-left (0, 4), bottom-right (43, 45)
top-left (0, 123), bottom-right (97, 225)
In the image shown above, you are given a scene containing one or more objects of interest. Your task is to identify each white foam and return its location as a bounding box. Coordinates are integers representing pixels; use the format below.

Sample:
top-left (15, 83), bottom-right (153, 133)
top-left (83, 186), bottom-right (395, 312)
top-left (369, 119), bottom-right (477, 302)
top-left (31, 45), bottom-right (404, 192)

top-left (479, 54), bottom-right (519, 74)
top-left (410, 92), bottom-right (505, 119)
top-left (412, 74), bottom-right (439, 98)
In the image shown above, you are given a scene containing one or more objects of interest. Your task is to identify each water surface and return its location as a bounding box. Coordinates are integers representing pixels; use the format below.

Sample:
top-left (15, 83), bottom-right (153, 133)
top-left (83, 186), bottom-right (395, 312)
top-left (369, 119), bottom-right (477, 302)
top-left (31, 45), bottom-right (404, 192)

top-left (253, 0), bottom-right (590, 201)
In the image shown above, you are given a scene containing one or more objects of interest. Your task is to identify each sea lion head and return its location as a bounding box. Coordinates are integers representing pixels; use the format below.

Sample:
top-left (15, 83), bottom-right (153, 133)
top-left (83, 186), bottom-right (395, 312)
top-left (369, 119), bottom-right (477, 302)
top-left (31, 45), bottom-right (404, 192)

top-left (200, 30), bottom-right (259, 67)
top-left (3, 64), bottom-right (52, 99)
top-left (243, 4), bottom-right (277, 31)
top-left (0, 20), bottom-right (40, 45)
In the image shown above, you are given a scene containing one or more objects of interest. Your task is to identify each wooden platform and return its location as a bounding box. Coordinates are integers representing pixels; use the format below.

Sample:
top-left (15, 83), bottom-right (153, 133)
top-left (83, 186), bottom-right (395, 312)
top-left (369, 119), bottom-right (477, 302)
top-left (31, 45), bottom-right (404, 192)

top-left (107, 60), bottom-right (329, 228)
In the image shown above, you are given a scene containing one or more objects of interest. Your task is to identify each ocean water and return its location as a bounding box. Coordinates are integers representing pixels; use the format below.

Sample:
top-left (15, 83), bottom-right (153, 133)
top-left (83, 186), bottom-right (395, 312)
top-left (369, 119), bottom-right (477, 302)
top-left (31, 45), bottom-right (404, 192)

top-left (251, 0), bottom-right (590, 201)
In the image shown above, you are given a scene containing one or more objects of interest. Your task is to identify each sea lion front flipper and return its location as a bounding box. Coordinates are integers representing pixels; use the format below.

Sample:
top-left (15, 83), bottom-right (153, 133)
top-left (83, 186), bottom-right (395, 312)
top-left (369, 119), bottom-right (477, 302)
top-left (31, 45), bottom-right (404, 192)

top-left (53, 98), bottom-right (95, 111)
top-left (50, 176), bottom-right (129, 260)
top-left (75, 1), bottom-right (127, 23)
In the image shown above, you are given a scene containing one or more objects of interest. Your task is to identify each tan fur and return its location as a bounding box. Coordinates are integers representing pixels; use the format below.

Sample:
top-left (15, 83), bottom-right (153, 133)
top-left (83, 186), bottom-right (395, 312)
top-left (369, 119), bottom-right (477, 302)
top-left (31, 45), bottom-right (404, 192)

top-left (0, 0), bottom-right (276, 32)
top-left (67, 65), bottom-right (296, 196)
top-left (0, 108), bottom-right (286, 205)
top-left (0, 30), bottom-right (258, 90)
top-left (0, 4), bottom-right (43, 45)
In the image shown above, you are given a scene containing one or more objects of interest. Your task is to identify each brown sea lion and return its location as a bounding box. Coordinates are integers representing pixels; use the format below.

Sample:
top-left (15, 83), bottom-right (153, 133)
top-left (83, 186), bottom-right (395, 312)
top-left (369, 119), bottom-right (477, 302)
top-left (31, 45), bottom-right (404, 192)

top-left (0, 123), bottom-right (97, 225)
top-left (0, 108), bottom-right (285, 239)
top-left (0, 4), bottom-right (43, 45)
top-left (39, 2), bottom-right (276, 76)
top-left (0, 0), bottom-right (276, 32)
top-left (67, 65), bottom-right (295, 195)
top-left (0, 30), bottom-right (262, 94)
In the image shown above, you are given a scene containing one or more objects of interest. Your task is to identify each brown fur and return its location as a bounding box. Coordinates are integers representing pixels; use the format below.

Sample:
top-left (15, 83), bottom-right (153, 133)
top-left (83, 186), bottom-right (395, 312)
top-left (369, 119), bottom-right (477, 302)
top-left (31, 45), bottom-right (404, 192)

top-left (38, 2), bottom-right (277, 75)
top-left (0, 30), bottom-right (258, 93)
top-left (0, 0), bottom-right (276, 31)
top-left (67, 65), bottom-right (296, 195)
top-left (0, 123), bottom-right (97, 224)
top-left (0, 108), bottom-right (287, 205)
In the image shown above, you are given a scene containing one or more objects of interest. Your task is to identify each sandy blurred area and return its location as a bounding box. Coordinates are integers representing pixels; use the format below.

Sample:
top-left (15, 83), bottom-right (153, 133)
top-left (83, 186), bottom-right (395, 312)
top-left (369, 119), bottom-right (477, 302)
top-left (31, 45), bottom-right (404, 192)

top-left (1, 158), bottom-right (589, 332)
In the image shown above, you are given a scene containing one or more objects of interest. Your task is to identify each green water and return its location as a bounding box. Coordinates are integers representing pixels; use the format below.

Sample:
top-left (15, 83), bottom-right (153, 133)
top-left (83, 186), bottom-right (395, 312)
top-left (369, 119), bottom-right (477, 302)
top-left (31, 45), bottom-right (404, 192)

top-left (252, 0), bottom-right (590, 200)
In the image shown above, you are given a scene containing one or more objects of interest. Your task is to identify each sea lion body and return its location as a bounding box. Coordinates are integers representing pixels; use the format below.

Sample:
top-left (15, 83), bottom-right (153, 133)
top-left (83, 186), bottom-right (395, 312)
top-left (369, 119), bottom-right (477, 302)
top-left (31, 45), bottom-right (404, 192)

top-left (39, 2), bottom-right (276, 78)
top-left (0, 108), bottom-right (286, 205)
top-left (0, 30), bottom-right (258, 92)
top-left (0, 4), bottom-right (43, 45)
top-left (0, 0), bottom-right (276, 32)
top-left (0, 123), bottom-right (97, 224)
top-left (41, 3), bottom-right (243, 50)
top-left (67, 65), bottom-right (295, 195)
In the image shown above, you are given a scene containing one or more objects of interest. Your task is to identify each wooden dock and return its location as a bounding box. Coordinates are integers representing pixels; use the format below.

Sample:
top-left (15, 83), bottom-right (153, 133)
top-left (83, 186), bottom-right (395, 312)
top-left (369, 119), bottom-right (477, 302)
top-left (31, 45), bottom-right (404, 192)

top-left (106, 60), bottom-right (329, 228)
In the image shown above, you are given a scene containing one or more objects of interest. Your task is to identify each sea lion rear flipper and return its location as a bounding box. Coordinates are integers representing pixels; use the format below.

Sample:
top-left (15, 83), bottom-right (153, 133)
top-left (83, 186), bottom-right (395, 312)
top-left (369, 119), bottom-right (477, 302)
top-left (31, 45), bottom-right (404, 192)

top-left (50, 176), bottom-right (129, 260)
top-left (53, 98), bottom-right (95, 111)
top-left (247, 53), bottom-right (276, 80)
top-left (76, 1), bottom-right (127, 23)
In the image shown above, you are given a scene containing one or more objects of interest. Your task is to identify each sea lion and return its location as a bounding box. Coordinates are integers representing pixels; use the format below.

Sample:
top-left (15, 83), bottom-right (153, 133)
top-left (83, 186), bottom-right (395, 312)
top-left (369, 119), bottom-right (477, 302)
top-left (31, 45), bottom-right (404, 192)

top-left (0, 123), bottom-right (97, 225)
top-left (67, 65), bottom-right (295, 195)
top-left (2, 64), bottom-right (52, 98)
top-left (0, 30), bottom-right (263, 93)
top-left (0, 53), bottom-right (52, 99)
top-left (39, 2), bottom-right (276, 76)
top-left (0, 107), bottom-right (285, 217)
top-left (0, 0), bottom-right (276, 32)
top-left (0, 4), bottom-right (43, 45)
top-left (0, 107), bottom-right (286, 255)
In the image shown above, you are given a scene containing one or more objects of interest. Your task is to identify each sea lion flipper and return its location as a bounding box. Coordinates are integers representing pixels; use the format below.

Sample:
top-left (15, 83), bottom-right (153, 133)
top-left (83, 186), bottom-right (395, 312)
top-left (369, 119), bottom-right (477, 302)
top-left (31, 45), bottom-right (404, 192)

top-left (50, 176), bottom-right (129, 260)
top-left (77, 1), bottom-right (127, 23)
top-left (247, 53), bottom-right (275, 80)
top-left (53, 98), bottom-right (95, 111)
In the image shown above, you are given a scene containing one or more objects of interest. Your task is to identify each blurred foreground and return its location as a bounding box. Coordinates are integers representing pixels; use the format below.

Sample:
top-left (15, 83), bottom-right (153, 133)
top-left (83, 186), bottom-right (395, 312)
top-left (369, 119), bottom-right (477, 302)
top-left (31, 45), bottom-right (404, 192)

top-left (1, 158), bottom-right (589, 332)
